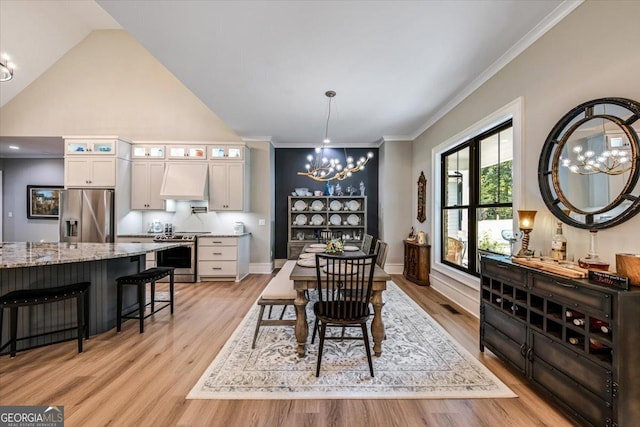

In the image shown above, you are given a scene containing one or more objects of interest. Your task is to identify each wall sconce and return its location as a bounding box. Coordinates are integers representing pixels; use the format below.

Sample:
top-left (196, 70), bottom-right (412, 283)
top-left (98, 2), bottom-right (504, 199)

top-left (516, 210), bottom-right (537, 257)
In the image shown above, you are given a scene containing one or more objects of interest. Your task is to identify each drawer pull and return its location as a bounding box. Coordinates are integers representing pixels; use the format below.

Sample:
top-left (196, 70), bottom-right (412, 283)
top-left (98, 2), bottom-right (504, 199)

top-left (212, 241), bottom-right (223, 244)
top-left (496, 264), bottom-right (509, 269)
top-left (526, 347), bottom-right (534, 362)
top-left (213, 252), bottom-right (222, 255)
top-left (554, 281), bottom-right (576, 289)
top-left (212, 267), bottom-right (222, 270)
top-left (520, 343), bottom-right (527, 357)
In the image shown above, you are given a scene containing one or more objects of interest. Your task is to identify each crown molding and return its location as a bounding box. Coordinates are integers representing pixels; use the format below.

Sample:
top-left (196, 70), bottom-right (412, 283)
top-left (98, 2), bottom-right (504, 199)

top-left (409, 0), bottom-right (583, 141)
top-left (241, 136), bottom-right (272, 143)
top-left (269, 140), bottom-right (384, 149)
top-left (382, 135), bottom-right (414, 142)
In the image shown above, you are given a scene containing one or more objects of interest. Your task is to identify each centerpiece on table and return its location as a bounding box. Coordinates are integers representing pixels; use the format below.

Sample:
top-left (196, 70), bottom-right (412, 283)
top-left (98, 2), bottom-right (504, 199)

top-left (325, 238), bottom-right (344, 254)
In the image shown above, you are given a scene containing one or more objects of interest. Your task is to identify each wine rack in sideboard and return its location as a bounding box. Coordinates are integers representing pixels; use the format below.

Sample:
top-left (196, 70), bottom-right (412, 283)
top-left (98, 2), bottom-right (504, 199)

top-left (480, 255), bottom-right (640, 427)
top-left (287, 196), bottom-right (366, 259)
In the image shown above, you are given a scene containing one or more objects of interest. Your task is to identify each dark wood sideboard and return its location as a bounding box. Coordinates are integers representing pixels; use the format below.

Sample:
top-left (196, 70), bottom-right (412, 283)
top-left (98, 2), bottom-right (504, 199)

top-left (403, 240), bottom-right (430, 286)
top-left (480, 255), bottom-right (640, 427)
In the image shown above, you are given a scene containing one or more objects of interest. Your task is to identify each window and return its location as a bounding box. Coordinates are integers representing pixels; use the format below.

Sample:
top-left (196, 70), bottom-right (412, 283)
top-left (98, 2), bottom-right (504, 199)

top-left (441, 120), bottom-right (513, 275)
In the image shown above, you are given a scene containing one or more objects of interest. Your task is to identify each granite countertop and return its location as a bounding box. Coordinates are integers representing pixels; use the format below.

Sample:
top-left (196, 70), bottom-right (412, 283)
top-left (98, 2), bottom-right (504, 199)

top-left (117, 232), bottom-right (251, 238)
top-left (0, 242), bottom-right (182, 269)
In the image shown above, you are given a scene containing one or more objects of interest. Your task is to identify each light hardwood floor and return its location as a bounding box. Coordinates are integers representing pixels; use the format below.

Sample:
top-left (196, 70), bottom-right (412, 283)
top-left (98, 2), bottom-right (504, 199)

top-left (0, 274), bottom-right (574, 427)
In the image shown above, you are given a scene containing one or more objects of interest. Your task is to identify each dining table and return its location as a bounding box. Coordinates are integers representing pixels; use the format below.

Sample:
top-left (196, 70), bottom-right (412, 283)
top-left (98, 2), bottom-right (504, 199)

top-left (289, 244), bottom-right (391, 358)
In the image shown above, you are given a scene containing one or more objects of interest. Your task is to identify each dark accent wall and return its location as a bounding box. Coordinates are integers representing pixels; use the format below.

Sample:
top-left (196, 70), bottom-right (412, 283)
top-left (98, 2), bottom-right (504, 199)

top-left (274, 147), bottom-right (379, 259)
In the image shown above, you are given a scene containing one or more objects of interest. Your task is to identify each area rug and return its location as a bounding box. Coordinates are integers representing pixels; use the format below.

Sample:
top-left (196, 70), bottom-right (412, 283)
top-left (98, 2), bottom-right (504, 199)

top-left (187, 281), bottom-right (516, 399)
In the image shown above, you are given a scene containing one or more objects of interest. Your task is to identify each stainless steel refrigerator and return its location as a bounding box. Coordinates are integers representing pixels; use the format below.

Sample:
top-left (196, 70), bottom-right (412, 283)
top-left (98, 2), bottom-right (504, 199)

top-left (59, 189), bottom-right (115, 243)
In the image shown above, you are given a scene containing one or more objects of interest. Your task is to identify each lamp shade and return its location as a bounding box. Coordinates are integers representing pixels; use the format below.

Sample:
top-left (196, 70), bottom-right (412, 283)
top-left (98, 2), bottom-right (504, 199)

top-left (517, 210), bottom-right (537, 231)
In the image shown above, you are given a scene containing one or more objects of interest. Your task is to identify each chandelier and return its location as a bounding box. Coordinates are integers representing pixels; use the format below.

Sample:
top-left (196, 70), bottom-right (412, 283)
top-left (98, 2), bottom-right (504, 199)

top-left (0, 53), bottom-right (15, 82)
top-left (560, 113), bottom-right (636, 176)
top-left (560, 144), bottom-right (632, 176)
top-left (297, 90), bottom-right (374, 182)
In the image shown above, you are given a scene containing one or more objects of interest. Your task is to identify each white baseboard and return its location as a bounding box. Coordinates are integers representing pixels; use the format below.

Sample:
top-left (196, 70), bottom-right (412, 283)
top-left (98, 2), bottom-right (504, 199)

top-left (429, 274), bottom-right (480, 318)
top-left (385, 263), bottom-right (403, 275)
top-left (250, 262), bottom-right (274, 274)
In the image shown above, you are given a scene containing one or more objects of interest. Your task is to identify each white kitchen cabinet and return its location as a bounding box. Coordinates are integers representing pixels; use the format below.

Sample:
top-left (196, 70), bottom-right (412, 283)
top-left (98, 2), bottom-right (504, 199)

top-left (65, 157), bottom-right (116, 187)
top-left (64, 137), bottom-right (131, 188)
top-left (131, 162), bottom-right (165, 210)
top-left (65, 138), bottom-right (117, 155)
top-left (132, 144), bottom-right (165, 159)
top-left (208, 145), bottom-right (245, 160)
top-left (208, 162), bottom-right (246, 211)
top-left (167, 145), bottom-right (207, 159)
top-left (198, 235), bottom-right (250, 282)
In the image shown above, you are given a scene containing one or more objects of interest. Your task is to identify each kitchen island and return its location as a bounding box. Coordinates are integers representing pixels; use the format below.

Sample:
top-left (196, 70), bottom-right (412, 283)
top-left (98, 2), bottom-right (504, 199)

top-left (0, 242), bottom-right (181, 354)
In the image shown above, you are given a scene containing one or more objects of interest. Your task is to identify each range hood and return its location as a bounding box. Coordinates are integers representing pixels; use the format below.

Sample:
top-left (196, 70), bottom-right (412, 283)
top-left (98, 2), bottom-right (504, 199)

top-left (160, 162), bottom-right (209, 200)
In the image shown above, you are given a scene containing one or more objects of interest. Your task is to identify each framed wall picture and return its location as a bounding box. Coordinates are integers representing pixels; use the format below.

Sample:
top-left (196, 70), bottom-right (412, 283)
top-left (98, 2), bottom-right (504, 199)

top-left (27, 185), bottom-right (63, 219)
top-left (417, 171), bottom-right (426, 223)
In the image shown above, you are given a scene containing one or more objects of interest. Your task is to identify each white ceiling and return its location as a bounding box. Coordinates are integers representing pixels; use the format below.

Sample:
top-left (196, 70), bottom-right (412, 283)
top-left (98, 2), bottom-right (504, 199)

top-left (0, 0), bottom-right (582, 156)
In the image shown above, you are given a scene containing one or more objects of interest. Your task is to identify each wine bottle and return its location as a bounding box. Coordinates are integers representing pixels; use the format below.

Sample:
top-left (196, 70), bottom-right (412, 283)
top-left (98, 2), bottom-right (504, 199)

top-left (589, 338), bottom-right (609, 353)
top-left (551, 221), bottom-right (567, 261)
top-left (573, 318), bottom-right (586, 326)
top-left (568, 336), bottom-right (584, 346)
top-left (590, 318), bottom-right (611, 334)
top-left (494, 296), bottom-right (502, 304)
top-left (510, 304), bottom-right (519, 313)
top-left (565, 310), bottom-right (574, 319)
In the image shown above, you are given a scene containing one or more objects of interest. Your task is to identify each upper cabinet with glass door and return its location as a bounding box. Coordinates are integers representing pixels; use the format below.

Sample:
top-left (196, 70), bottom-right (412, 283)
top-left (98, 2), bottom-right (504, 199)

top-left (209, 145), bottom-right (245, 160)
top-left (132, 144), bottom-right (165, 159)
top-left (65, 138), bottom-right (117, 155)
top-left (167, 145), bottom-right (207, 160)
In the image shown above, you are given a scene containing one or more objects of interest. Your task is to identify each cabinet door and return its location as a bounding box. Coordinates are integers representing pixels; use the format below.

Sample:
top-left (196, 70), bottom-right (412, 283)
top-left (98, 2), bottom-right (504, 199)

top-left (167, 146), bottom-right (206, 159)
top-left (131, 163), bottom-right (149, 209)
top-left (147, 162), bottom-right (166, 209)
top-left (208, 163), bottom-right (228, 210)
top-left (65, 158), bottom-right (92, 186)
top-left (226, 163), bottom-right (244, 210)
top-left (132, 162), bottom-right (165, 209)
top-left (90, 158), bottom-right (116, 187)
top-left (66, 139), bottom-right (115, 155)
top-left (132, 145), bottom-right (165, 159)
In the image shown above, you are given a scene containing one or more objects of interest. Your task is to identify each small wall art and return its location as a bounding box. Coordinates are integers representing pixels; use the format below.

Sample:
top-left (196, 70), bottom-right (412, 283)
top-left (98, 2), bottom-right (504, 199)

top-left (417, 171), bottom-right (426, 223)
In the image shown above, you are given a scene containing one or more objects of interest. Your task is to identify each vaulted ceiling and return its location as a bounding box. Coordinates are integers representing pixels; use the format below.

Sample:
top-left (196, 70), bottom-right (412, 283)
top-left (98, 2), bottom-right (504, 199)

top-left (1, 0), bottom-right (582, 152)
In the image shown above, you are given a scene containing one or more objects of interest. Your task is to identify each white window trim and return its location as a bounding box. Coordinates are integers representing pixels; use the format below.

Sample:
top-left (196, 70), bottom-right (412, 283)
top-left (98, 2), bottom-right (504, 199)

top-left (431, 97), bottom-right (524, 289)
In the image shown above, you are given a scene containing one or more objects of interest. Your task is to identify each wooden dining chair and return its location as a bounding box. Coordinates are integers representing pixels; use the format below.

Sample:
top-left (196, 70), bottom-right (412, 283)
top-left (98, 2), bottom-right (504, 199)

top-left (361, 234), bottom-right (374, 254)
top-left (374, 240), bottom-right (389, 268)
top-left (313, 253), bottom-right (377, 377)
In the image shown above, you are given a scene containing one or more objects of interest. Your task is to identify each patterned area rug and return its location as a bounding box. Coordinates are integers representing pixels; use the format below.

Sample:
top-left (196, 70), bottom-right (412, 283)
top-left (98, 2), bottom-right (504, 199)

top-left (187, 281), bottom-right (516, 399)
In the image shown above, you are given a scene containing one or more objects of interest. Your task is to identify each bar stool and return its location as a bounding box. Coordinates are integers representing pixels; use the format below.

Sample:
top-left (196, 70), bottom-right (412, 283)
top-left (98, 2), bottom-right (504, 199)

top-left (116, 267), bottom-right (175, 333)
top-left (0, 282), bottom-right (91, 358)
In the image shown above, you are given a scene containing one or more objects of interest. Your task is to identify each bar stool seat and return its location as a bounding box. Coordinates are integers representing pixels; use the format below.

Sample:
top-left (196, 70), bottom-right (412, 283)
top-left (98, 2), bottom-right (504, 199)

top-left (0, 281), bottom-right (91, 358)
top-left (116, 267), bottom-right (175, 333)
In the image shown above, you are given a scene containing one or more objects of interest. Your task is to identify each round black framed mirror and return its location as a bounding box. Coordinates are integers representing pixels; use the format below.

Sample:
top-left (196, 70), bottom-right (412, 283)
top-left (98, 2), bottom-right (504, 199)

top-left (538, 97), bottom-right (640, 229)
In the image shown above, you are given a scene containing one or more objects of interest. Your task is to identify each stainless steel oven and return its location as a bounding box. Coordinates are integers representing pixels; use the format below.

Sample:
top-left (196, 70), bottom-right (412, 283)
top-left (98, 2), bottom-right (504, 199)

top-left (155, 234), bottom-right (197, 282)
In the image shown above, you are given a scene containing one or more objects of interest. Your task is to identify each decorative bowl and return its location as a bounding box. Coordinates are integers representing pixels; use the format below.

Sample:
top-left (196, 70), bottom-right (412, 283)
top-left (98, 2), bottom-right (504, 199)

top-left (295, 188), bottom-right (309, 196)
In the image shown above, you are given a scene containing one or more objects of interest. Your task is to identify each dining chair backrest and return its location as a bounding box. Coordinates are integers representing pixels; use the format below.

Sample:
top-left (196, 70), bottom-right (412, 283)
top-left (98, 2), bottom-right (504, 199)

top-left (373, 240), bottom-right (389, 269)
top-left (361, 234), bottom-right (374, 255)
top-left (314, 253), bottom-right (377, 320)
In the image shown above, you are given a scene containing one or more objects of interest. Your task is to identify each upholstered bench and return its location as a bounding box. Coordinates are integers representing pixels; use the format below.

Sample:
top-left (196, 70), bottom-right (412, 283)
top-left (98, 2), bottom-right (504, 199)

top-left (0, 281), bottom-right (90, 358)
top-left (251, 261), bottom-right (297, 349)
top-left (116, 266), bottom-right (174, 333)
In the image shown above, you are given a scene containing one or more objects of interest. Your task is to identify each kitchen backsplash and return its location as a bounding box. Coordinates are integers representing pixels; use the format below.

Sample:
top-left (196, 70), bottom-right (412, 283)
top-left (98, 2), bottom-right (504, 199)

top-left (139, 201), bottom-right (250, 234)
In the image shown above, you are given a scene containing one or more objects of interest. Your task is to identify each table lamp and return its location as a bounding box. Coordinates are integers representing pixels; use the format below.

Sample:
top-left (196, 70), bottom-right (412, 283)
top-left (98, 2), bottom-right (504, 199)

top-left (516, 210), bottom-right (537, 257)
